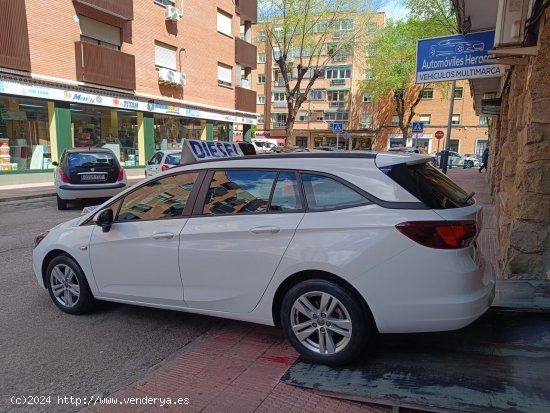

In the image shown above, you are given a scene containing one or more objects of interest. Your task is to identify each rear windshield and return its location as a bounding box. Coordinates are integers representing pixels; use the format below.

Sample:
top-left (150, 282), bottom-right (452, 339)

top-left (165, 154), bottom-right (181, 165)
top-left (381, 162), bottom-right (474, 209)
top-left (67, 152), bottom-right (115, 167)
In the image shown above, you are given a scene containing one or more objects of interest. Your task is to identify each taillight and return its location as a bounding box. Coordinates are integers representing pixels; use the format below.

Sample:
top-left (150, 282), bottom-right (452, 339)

top-left (395, 221), bottom-right (477, 249)
top-left (161, 164), bottom-right (170, 172)
top-left (117, 167), bottom-right (125, 181)
top-left (58, 167), bottom-right (70, 183)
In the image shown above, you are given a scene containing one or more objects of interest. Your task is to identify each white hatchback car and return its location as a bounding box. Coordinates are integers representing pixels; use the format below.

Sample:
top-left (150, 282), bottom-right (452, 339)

top-left (145, 150), bottom-right (182, 177)
top-left (34, 152), bottom-right (495, 365)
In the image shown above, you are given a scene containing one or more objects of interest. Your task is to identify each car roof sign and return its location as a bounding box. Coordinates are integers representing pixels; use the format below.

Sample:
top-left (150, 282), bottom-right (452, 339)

top-left (180, 139), bottom-right (244, 165)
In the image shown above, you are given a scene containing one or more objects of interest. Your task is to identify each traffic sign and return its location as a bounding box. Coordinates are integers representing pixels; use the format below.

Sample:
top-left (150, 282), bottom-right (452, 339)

top-left (435, 130), bottom-right (445, 140)
top-left (331, 122), bottom-right (344, 133)
top-left (412, 122), bottom-right (424, 134)
top-left (343, 132), bottom-right (350, 141)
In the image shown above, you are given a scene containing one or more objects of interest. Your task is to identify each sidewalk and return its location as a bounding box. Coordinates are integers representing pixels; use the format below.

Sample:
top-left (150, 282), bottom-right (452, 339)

top-left (3, 167), bottom-right (498, 412)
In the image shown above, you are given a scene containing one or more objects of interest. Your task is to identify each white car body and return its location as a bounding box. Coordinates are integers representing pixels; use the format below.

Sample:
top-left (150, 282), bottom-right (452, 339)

top-left (34, 152), bottom-right (495, 363)
top-left (145, 150), bottom-right (181, 177)
top-left (252, 139), bottom-right (278, 153)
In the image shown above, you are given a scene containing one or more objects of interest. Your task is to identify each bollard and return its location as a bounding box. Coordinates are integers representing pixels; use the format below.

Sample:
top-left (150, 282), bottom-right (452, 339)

top-left (449, 159), bottom-right (453, 169)
top-left (463, 160), bottom-right (467, 169)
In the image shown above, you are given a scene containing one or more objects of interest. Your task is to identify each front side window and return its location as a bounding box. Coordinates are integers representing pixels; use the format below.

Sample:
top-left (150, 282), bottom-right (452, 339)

top-left (117, 172), bottom-right (199, 221)
top-left (149, 152), bottom-right (163, 165)
top-left (270, 172), bottom-right (302, 212)
top-left (301, 174), bottom-right (368, 211)
top-left (203, 170), bottom-right (276, 215)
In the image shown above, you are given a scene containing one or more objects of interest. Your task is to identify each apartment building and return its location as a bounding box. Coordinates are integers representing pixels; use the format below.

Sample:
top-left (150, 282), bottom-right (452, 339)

top-left (0, 0), bottom-right (257, 175)
top-left (250, 12), bottom-right (488, 154)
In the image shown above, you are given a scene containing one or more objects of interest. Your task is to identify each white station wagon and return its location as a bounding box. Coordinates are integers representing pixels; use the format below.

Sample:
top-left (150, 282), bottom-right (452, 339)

top-left (33, 146), bottom-right (495, 365)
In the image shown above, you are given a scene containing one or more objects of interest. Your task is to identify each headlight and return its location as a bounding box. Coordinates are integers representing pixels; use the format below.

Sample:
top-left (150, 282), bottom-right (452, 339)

top-left (34, 231), bottom-right (50, 247)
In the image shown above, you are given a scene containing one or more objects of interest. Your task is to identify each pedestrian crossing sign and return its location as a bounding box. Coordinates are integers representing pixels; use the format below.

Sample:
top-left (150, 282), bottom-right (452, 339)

top-left (412, 122), bottom-right (424, 134)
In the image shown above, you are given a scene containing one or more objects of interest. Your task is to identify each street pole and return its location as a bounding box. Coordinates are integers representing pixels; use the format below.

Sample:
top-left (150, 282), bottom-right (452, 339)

top-left (441, 80), bottom-right (456, 174)
top-left (336, 132), bottom-right (339, 150)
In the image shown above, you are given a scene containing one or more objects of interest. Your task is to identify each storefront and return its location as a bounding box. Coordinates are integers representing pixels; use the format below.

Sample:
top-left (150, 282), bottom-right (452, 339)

top-left (0, 95), bottom-right (51, 171)
top-left (153, 114), bottom-right (201, 150)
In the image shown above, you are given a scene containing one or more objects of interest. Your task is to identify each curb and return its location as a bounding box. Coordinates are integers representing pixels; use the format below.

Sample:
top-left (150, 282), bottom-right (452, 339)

top-left (0, 192), bottom-right (56, 203)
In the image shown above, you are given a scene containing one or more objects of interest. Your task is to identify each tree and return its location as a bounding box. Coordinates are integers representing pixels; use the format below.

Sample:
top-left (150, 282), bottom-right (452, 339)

top-left (258, 0), bottom-right (372, 139)
top-left (363, 0), bottom-right (454, 145)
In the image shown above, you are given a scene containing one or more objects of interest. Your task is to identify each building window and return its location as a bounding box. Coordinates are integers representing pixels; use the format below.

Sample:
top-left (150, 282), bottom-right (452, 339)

top-left (257, 74), bottom-right (265, 84)
top-left (419, 114), bottom-right (431, 125)
top-left (272, 92), bottom-right (286, 102)
top-left (454, 87), bottom-right (464, 99)
top-left (365, 47), bottom-right (376, 57)
top-left (308, 89), bottom-right (326, 101)
top-left (362, 93), bottom-right (373, 103)
top-left (257, 115), bottom-right (264, 124)
top-left (217, 9), bottom-right (232, 37)
top-left (328, 90), bottom-right (348, 105)
top-left (360, 113), bottom-right (373, 126)
top-left (450, 139), bottom-right (459, 152)
top-left (363, 70), bottom-right (373, 80)
top-left (325, 67), bottom-right (351, 79)
top-left (217, 63), bottom-right (232, 87)
top-left (155, 41), bottom-right (177, 70)
top-left (79, 16), bottom-right (121, 50)
top-left (452, 114), bottom-right (461, 125)
top-left (257, 95), bottom-right (265, 104)
top-left (367, 23), bottom-right (378, 34)
top-left (272, 113), bottom-right (288, 127)
top-left (154, 0), bottom-right (175, 6)
top-left (324, 112), bottom-right (349, 121)
top-left (479, 116), bottom-right (489, 126)
top-left (257, 31), bottom-right (267, 42)
top-left (391, 115), bottom-right (399, 126)
top-left (257, 53), bottom-right (266, 64)
top-left (297, 112), bottom-right (309, 121)
top-left (296, 136), bottom-right (308, 147)
top-left (422, 88), bottom-right (433, 99)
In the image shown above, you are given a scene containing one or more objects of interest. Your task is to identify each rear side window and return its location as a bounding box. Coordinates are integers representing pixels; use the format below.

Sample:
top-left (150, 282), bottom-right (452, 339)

top-left (270, 172), bottom-right (302, 212)
top-left (203, 170), bottom-right (276, 214)
top-left (301, 174), bottom-right (369, 211)
top-left (381, 162), bottom-right (474, 209)
top-left (68, 152), bottom-right (115, 167)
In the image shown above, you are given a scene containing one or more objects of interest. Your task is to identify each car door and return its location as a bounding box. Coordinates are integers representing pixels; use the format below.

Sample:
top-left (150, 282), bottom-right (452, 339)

top-left (179, 170), bottom-right (305, 313)
top-left (146, 152), bottom-right (163, 176)
top-left (89, 170), bottom-right (203, 306)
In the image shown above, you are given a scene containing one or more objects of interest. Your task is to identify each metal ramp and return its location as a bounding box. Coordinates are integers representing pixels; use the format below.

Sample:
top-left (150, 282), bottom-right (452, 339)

top-left (282, 280), bottom-right (550, 413)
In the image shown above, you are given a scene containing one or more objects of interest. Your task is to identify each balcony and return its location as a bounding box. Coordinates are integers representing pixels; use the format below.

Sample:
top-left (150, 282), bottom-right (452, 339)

top-left (0, 0), bottom-right (31, 72)
top-left (272, 101), bottom-right (287, 108)
top-left (235, 38), bottom-right (257, 70)
top-left (235, 0), bottom-right (257, 24)
top-left (75, 42), bottom-right (136, 90)
top-left (328, 101), bottom-right (347, 107)
top-left (73, 0), bottom-right (133, 20)
top-left (330, 79), bottom-right (346, 85)
top-left (235, 86), bottom-right (256, 113)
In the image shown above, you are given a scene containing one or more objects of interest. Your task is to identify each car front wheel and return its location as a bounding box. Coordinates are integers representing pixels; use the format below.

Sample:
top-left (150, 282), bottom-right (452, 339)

top-left (281, 279), bottom-right (372, 366)
top-left (46, 255), bottom-right (95, 314)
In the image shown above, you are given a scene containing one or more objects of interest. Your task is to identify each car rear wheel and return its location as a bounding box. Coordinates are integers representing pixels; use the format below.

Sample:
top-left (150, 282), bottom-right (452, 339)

top-left (46, 255), bottom-right (96, 314)
top-left (56, 195), bottom-right (68, 210)
top-left (466, 160), bottom-right (474, 168)
top-left (281, 279), bottom-right (372, 366)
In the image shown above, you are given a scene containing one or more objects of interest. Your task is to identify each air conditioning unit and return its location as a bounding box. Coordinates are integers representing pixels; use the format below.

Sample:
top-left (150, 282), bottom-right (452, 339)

top-left (176, 72), bottom-right (187, 86)
top-left (158, 68), bottom-right (176, 84)
top-left (494, 0), bottom-right (534, 47)
top-left (165, 5), bottom-right (181, 22)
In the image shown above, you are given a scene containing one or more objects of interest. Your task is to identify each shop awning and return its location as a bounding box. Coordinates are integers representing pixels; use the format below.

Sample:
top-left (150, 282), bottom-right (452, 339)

top-left (323, 109), bottom-right (349, 113)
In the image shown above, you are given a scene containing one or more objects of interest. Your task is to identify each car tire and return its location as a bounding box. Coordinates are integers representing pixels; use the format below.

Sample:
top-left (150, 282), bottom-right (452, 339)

top-left (56, 195), bottom-right (68, 210)
top-left (466, 160), bottom-right (474, 168)
top-left (46, 255), bottom-right (96, 315)
top-left (280, 279), bottom-right (373, 366)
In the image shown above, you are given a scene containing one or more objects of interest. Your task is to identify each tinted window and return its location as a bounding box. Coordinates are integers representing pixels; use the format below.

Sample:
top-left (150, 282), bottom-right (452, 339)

top-left (301, 174), bottom-right (368, 210)
top-left (270, 172), bottom-right (302, 212)
top-left (165, 154), bottom-right (181, 165)
top-left (381, 162), bottom-right (474, 209)
top-left (203, 170), bottom-right (276, 214)
top-left (67, 152), bottom-right (115, 167)
top-left (117, 172), bottom-right (199, 221)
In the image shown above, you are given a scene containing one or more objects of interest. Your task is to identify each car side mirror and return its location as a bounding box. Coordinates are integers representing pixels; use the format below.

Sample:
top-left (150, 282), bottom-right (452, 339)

top-left (51, 161), bottom-right (58, 166)
top-left (93, 209), bottom-right (114, 233)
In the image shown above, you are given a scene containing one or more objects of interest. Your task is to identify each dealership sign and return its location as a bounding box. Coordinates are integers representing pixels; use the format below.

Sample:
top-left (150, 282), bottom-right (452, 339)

top-left (416, 31), bottom-right (505, 83)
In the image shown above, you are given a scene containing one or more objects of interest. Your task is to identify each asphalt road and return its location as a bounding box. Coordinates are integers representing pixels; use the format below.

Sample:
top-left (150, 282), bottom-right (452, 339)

top-left (0, 197), bottom-right (219, 413)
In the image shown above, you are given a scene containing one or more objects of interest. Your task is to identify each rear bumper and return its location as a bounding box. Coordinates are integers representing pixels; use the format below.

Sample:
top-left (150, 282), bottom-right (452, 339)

top-left (57, 183), bottom-right (126, 200)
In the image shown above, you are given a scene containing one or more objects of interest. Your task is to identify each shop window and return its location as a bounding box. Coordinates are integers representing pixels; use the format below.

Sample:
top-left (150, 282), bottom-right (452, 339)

top-left (422, 88), bottom-right (433, 99)
top-left (154, 115), bottom-right (200, 150)
top-left (117, 172), bottom-right (199, 221)
top-left (202, 170), bottom-right (277, 215)
top-left (217, 9), bottom-right (232, 37)
top-left (296, 136), bottom-right (308, 147)
top-left (0, 97), bottom-right (51, 171)
top-left (155, 41), bottom-right (177, 70)
top-left (79, 16), bottom-right (121, 50)
top-left (419, 114), bottom-right (431, 125)
top-left (452, 114), bottom-right (461, 125)
top-left (217, 63), bottom-right (232, 87)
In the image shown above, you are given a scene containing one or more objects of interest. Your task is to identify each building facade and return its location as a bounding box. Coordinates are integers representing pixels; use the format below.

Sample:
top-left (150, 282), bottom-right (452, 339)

top-left (250, 12), bottom-right (488, 154)
top-left (0, 0), bottom-right (257, 175)
top-left (452, 0), bottom-right (549, 279)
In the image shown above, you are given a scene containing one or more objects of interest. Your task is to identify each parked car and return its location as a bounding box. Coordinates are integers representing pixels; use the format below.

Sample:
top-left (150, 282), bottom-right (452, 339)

top-left (269, 145), bottom-right (310, 153)
top-left (431, 150), bottom-right (465, 167)
top-left (462, 154), bottom-right (482, 168)
top-left (52, 148), bottom-right (127, 210)
top-left (34, 152), bottom-right (494, 365)
top-left (145, 150), bottom-right (181, 177)
top-left (252, 140), bottom-right (278, 153)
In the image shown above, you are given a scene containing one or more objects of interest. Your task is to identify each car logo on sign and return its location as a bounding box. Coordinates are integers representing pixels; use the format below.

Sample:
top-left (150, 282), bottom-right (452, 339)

top-left (90, 168), bottom-right (95, 172)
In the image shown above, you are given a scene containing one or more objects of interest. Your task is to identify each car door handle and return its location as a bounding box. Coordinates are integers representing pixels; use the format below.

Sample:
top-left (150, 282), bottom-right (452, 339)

top-left (153, 232), bottom-right (174, 240)
top-left (250, 226), bottom-right (280, 235)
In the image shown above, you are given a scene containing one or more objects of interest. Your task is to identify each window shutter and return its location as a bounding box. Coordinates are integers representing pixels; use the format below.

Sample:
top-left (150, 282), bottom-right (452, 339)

top-left (79, 16), bottom-right (121, 46)
top-left (155, 42), bottom-right (177, 70)
top-left (217, 10), bottom-right (232, 37)
top-left (218, 64), bottom-right (232, 85)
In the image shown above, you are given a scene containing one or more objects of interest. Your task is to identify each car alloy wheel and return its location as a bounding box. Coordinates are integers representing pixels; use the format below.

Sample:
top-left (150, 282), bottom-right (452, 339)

top-left (50, 263), bottom-right (80, 308)
top-left (281, 279), bottom-right (372, 365)
top-left (290, 291), bottom-right (352, 355)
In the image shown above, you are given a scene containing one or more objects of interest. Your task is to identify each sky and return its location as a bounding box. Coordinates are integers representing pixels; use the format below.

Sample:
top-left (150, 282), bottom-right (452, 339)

top-left (377, 0), bottom-right (409, 21)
